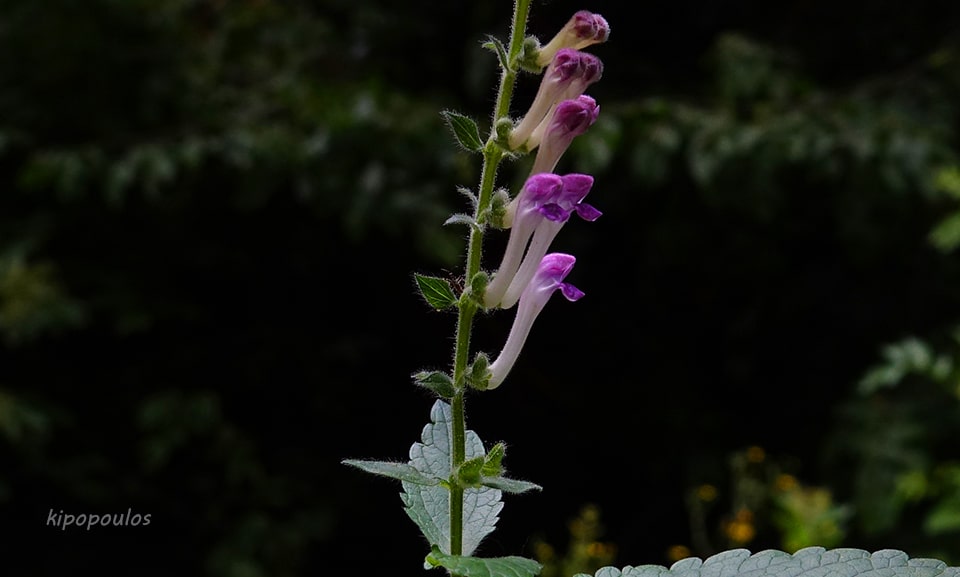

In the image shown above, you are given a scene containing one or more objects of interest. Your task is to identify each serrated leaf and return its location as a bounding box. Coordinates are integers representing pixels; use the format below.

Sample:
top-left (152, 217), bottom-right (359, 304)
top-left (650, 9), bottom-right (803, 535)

top-left (441, 110), bottom-right (484, 152)
top-left (402, 400), bottom-right (503, 555)
top-left (415, 274), bottom-right (458, 310)
top-left (414, 371), bottom-right (457, 398)
top-left (573, 547), bottom-right (960, 577)
top-left (426, 547), bottom-right (541, 577)
top-left (342, 459), bottom-right (441, 485)
top-left (480, 476), bottom-right (541, 494)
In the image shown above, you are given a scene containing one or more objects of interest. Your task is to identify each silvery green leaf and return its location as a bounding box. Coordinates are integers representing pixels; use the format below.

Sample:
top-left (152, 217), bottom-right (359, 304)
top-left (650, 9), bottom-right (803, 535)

top-left (573, 548), bottom-right (960, 577)
top-left (425, 546), bottom-right (541, 577)
top-left (480, 476), bottom-right (541, 494)
top-left (444, 213), bottom-right (482, 233)
top-left (402, 400), bottom-right (503, 555)
top-left (342, 459), bottom-right (441, 485)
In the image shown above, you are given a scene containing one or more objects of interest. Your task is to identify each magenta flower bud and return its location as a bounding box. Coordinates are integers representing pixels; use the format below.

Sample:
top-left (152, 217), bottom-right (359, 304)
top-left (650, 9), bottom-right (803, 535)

top-left (529, 95), bottom-right (600, 175)
top-left (509, 49), bottom-right (602, 150)
top-left (487, 253), bottom-right (584, 389)
top-left (537, 10), bottom-right (611, 67)
top-left (499, 174), bottom-right (599, 309)
top-left (562, 52), bottom-right (603, 101)
top-left (484, 173), bottom-right (564, 307)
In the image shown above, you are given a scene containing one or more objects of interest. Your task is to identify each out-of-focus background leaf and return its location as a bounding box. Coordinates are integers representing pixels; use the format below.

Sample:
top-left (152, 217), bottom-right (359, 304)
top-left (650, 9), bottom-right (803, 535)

top-left (1, 0), bottom-right (959, 574)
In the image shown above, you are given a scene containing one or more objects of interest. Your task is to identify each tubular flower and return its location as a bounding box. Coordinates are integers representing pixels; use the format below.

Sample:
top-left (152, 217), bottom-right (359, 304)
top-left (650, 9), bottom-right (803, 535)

top-left (536, 10), bottom-right (610, 67)
top-left (484, 173), bottom-right (564, 308)
top-left (529, 95), bottom-right (600, 175)
top-left (487, 253), bottom-right (584, 389)
top-left (499, 174), bottom-right (599, 309)
top-left (509, 49), bottom-right (603, 150)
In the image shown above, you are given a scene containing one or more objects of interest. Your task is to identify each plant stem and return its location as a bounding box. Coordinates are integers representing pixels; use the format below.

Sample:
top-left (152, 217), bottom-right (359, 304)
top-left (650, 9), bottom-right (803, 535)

top-left (448, 0), bottom-right (532, 561)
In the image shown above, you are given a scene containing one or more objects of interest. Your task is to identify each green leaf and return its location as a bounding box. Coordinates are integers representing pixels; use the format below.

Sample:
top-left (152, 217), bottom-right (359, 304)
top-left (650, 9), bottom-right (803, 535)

top-left (413, 371), bottom-right (456, 398)
top-left (573, 548), bottom-right (960, 577)
top-left (458, 186), bottom-right (479, 210)
top-left (426, 547), bottom-right (541, 577)
top-left (444, 213), bottom-right (482, 233)
top-left (342, 459), bottom-right (441, 485)
top-left (441, 110), bottom-right (484, 152)
top-left (466, 352), bottom-right (491, 391)
top-left (482, 35), bottom-right (510, 72)
top-left (401, 400), bottom-right (503, 555)
top-left (481, 443), bottom-right (505, 477)
top-left (480, 476), bottom-right (541, 494)
top-left (414, 274), bottom-right (458, 310)
top-left (458, 456), bottom-right (485, 486)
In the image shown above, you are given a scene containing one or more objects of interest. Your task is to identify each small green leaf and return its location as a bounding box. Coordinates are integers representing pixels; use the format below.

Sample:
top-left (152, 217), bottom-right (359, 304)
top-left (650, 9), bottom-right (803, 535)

top-left (482, 443), bottom-right (505, 477)
top-left (458, 456), bottom-right (485, 486)
top-left (342, 459), bottom-right (441, 485)
top-left (482, 35), bottom-right (510, 72)
top-left (426, 546), bottom-right (542, 577)
top-left (415, 274), bottom-right (458, 310)
top-left (466, 352), bottom-right (491, 390)
top-left (413, 371), bottom-right (456, 398)
top-left (458, 186), bottom-right (478, 210)
top-left (444, 213), bottom-right (482, 233)
top-left (480, 476), bottom-right (542, 494)
top-left (441, 110), bottom-right (484, 152)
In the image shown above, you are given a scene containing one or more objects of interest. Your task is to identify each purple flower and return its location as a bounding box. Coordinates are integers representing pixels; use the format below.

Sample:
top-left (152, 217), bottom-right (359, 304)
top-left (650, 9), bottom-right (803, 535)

top-left (487, 253), bottom-right (584, 389)
top-left (529, 95), bottom-right (600, 175)
top-left (499, 173), bottom-right (600, 309)
top-left (484, 173), bottom-right (564, 307)
top-left (509, 50), bottom-right (603, 150)
top-left (537, 10), bottom-right (611, 67)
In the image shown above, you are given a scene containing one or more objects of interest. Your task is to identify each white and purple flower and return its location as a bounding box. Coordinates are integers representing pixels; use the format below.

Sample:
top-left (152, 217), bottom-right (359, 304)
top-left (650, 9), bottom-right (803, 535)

top-left (529, 94), bottom-right (600, 175)
top-left (487, 253), bottom-right (584, 389)
top-left (484, 173), bottom-right (564, 307)
top-left (498, 173), bottom-right (600, 309)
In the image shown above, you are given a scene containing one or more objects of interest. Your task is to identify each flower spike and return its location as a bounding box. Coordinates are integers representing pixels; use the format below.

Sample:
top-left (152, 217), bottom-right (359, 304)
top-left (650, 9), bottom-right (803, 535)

top-left (487, 253), bottom-right (584, 389)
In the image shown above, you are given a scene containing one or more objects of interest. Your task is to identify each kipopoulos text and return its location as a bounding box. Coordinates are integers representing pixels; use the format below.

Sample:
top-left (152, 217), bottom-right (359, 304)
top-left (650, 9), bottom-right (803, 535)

top-left (47, 508), bottom-right (152, 530)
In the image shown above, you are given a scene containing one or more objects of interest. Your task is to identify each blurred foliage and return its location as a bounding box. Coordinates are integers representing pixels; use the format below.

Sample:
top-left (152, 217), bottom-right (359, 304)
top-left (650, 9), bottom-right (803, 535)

top-left (676, 447), bottom-right (850, 560)
top-left (1, 0), bottom-right (959, 573)
top-left (827, 333), bottom-right (960, 565)
top-left (533, 505), bottom-right (617, 577)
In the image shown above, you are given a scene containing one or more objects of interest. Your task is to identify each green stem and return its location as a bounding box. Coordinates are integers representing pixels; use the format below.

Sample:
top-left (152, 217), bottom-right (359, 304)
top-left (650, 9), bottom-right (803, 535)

top-left (448, 0), bottom-right (532, 562)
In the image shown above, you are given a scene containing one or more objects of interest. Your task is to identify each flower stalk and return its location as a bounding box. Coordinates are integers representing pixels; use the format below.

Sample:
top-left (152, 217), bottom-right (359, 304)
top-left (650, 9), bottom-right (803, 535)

top-left (449, 0), bottom-right (533, 560)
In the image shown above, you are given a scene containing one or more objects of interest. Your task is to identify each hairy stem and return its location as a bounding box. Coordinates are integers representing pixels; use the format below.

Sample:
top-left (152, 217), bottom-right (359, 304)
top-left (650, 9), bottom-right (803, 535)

top-left (448, 0), bottom-right (532, 561)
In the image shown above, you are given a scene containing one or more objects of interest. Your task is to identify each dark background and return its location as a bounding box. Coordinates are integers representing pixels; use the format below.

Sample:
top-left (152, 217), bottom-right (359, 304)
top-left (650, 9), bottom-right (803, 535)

top-left (1, 0), bottom-right (959, 574)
